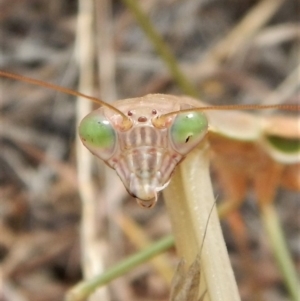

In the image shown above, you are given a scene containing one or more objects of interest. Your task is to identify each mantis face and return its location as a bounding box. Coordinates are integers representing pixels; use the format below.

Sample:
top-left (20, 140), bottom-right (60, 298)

top-left (79, 94), bottom-right (208, 207)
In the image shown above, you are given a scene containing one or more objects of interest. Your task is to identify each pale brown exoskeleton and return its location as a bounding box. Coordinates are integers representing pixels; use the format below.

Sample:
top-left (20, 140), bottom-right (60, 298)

top-left (79, 94), bottom-right (209, 208)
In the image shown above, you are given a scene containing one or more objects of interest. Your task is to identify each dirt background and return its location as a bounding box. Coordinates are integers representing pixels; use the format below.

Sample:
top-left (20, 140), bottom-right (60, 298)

top-left (0, 1), bottom-right (299, 301)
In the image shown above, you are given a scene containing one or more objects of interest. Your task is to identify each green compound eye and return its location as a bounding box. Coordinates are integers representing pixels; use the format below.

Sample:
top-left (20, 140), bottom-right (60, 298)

top-left (79, 110), bottom-right (116, 160)
top-left (170, 111), bottom-right (208, 155)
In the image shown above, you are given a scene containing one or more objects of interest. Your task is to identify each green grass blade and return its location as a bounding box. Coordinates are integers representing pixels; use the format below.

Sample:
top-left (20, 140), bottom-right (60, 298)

top-left (65, 235), bottom-right (174, 301)
top-left (121, 0), bottom-right (199, 97)
top-left (261, 203), bottom-right (300, 301)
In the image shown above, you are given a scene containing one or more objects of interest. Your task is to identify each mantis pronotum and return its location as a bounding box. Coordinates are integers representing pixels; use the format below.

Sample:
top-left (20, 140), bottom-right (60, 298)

top-left (1, 70), bottom-right (299, 301)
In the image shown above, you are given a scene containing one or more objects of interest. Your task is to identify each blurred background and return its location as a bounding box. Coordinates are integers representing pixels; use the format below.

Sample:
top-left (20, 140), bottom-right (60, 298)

top-left (0, 0), bottom-right (299, 300)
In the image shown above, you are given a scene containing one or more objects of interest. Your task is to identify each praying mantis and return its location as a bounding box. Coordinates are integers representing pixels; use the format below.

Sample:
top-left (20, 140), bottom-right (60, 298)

top-left (1, 1), bottom-right (300, 301)
top-left (1, 70), bottom-right (299, 301)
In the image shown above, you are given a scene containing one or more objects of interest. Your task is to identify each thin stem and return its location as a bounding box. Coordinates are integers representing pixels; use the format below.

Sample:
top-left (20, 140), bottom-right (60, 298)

top-left (121, 0), bottom-right (199, 98)
top-left (260, 203), bottom-right (300, 301)
top-left (75, 1), bottom-right (109, 300)
top-left (64, 235), bottom-right (174, 301)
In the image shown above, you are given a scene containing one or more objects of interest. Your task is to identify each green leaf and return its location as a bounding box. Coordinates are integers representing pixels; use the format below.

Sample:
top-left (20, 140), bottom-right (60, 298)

top-left (266, 135), bottom-right (300, 154)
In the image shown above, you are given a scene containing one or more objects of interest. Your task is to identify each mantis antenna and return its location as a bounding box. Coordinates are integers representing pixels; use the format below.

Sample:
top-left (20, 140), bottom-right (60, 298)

top-left (154, 104), bottom-right (300, 128)
top-left (0, 70), bottom-right (133, 130)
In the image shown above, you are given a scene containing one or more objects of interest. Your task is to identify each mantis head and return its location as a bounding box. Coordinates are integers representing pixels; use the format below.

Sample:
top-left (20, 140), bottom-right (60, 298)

top-left (79, 95), bottom-right (208, 208)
